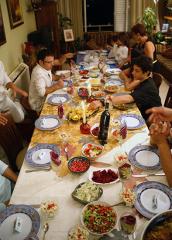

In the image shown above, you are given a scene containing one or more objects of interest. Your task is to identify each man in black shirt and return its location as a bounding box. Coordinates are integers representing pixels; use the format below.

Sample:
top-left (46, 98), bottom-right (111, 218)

top-left (89, 56), bottom-right (161, 121)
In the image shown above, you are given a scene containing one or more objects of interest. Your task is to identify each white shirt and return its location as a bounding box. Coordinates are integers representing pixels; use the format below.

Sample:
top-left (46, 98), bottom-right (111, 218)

top-left (29, 64), bottom-right (52, 112)
top-left (115, 46), bottom-right (128, 65)
top-left (108, 43), bottom-right (118, 58)
top-left (0, 61), bottom-right (11, 105)
top-left (0, 160), bottom-right (11, 205)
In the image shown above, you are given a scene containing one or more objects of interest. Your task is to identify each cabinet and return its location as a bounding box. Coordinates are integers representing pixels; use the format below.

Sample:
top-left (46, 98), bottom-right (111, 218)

top-left (34, 1), bottom-right (60, 57)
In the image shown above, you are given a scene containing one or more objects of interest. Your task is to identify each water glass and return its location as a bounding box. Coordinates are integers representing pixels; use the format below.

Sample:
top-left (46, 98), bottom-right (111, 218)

top-left (119, 211), bottom-right (137, 237)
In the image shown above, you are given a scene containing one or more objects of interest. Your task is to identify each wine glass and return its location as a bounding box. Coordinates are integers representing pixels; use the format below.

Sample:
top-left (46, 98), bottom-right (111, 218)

top-left (118, 162), bottom-right (132, 190)
top-left (119, 211), bottom-right (137, 239)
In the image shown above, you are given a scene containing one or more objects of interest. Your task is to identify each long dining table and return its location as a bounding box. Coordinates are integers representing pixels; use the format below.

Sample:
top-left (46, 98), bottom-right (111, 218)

top-left (9, 56), bottom-right (169, 240)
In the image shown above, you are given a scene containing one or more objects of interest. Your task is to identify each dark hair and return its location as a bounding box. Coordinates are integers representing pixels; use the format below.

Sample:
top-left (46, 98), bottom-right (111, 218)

top-left (37, 48), bottom-right (54, 61)
top-left (107, 35), bottom-right (118, 45)
top-left (133, 55), bottom-right (153, 73)
top-left (117, 32), bottom-right (129, 47)
top-left (131, 23), bottom-right (146, 36)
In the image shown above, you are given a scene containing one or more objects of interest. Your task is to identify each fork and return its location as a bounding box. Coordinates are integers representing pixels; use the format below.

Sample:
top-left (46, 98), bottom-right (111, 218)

top-left (152, 195), bottom-right (158, 209)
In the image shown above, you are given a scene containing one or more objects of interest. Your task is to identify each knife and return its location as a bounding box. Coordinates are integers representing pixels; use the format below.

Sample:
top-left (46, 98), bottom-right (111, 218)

top-left (132, 172), bottom-right (165, 178)
top-left (25, 167), bottom-right (51, 173)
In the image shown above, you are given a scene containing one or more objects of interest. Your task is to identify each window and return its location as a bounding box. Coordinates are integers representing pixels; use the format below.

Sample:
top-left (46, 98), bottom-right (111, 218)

top-left (83, 0), bottom-right (130, 32)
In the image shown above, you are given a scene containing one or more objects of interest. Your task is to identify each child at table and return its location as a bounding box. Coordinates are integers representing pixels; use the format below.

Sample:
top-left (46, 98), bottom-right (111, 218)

top-left (0, 160), bottom-right (18, 212)
top-left (89, 56), bottom-right (161, 122)
top-left (114, 32), bottom-right (129, 67)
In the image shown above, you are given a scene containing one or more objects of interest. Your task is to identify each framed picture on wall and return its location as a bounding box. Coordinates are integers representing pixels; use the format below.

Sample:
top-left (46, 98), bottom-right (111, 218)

top-left (0, 4), bottom-right (6, 46)
top-left (6, 0), bottom-right (24, 29)
top-left (64, 29), bottom-right (74, 42)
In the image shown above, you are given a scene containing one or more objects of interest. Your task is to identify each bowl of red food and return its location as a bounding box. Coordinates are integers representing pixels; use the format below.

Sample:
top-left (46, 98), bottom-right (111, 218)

top-left (89, 168), bottom-right (119, 184)
top-left (68, 156), bottom-right (90, 174)
top-left (79, 70), bottom-right (89, 75)
top-left (90, 123), bottom-right (100, 137)
top-left (81, 201), bottom-right (117, 235)
top-left (78, 87), bottom-right (89, 99)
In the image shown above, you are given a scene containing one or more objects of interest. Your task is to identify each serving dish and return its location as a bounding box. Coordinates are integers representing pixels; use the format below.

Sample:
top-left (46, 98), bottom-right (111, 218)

top-left (141, 209), bottom-right (172, 240)
top-left (89, 168), bottom-right (119, 185)
top-left (82, 143), bottom-right (103, 159)
top-left (71, 181), bottom-right (103, 204)
top-left (68, 156), bottom-right (90, 173)
top-left (81, 201), bottom-right (117, 235)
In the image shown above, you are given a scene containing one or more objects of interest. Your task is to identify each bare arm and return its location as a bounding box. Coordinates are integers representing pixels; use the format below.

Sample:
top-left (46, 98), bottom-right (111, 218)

top-left (146, 107), bottom-right (172, 123)
top-left (3, 167), bottom-right (18, 182)
top-left (6, 82), bottom-right (28, 97)
top-left (110, 94), bottom-right (134, 105)
top-left (45, 79), bottom-right (64, 96)
top-left (144, 41), bottom-right (155, 60)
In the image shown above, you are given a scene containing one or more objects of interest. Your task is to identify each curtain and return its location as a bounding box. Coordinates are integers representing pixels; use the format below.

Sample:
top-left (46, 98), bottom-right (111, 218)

top-left (130, 0), bottom-right (157, 27)
top-left (58, 0), bottom-right (83, 40)
top-left (114, 0), bottom-right (130, 31)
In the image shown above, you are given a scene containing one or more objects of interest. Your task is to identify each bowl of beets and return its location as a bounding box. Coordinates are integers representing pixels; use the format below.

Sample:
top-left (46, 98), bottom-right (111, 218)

top-left (78, 87), bottom-right (89, 99)
top-left (68, 156), bottom-right (90, 174)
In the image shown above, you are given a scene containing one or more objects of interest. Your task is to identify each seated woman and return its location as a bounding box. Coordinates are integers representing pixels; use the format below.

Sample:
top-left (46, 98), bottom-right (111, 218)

top-left (106, 35), bottom-right (118, 58)
top-left (89, 56), bottom-right (161, 122)
top-left (0, 160), bottom-right (18, 212)
top-left (148, 107), bottom-right (172, 187)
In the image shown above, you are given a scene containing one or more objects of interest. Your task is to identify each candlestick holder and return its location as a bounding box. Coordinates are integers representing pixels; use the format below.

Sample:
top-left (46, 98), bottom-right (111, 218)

top-left (80, 120), bottom-right (91, 134)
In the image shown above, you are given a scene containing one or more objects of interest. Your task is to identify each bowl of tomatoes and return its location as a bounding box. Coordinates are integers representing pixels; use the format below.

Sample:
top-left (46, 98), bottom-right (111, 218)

top-left (68, 156), bottom-right (90, 174)
top-left (78, 87), bottom-right (89, 99)
top-left (81, 201), bottom-right (117, 235)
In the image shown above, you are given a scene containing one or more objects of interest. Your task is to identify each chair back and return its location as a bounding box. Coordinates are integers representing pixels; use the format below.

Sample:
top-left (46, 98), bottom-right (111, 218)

top-left (164, 84), bottom-right (172, 108)
top-left (152, 72), bottom-right (163, 90)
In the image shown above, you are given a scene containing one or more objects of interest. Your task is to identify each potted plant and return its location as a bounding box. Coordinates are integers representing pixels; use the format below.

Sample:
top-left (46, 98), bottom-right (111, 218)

top-left (139, 7), bottom-right (157, 37)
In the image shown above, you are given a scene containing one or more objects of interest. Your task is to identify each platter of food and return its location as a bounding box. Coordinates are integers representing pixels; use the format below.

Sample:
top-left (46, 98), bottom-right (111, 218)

top-left (82, 143), bottom-right (103, 159)
top-left (88, 168), bottom-right (119, 185)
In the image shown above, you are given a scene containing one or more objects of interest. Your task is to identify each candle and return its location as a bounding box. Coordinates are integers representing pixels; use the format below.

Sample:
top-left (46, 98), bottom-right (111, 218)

top-left (87, 82), bottom-right (91, 97)
top-left (81, 101), bottom-right (86, 123)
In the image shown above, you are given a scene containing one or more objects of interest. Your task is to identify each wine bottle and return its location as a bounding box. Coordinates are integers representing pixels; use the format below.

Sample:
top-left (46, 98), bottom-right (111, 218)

top-left (98, 102), bottom-right (110, 145)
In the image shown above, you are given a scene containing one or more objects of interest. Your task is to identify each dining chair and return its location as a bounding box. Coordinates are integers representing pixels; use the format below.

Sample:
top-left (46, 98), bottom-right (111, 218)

top-left (152, 72), bottom-right (163, 90)
top-left (164, 84), bottom-right (172, 108)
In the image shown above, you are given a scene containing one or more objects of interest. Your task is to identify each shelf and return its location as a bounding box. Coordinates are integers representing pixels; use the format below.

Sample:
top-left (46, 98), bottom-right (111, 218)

top-left (164, 16), bottom-right (172, 21)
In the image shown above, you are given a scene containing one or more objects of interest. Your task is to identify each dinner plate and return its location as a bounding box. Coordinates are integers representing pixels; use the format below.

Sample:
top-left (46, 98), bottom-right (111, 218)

top-left (134, 181), bottom-right (172, 219)
top-left (128, 145), bottom-right (161, 170)
top-left (106, 79), bottom-right (123, 86)
top-left (119, 114), bottom-right (145, 130)
top-left (88, 168), bottom-right (119, 185)
top-left (47, 93), bottom-right (70, 105)
top-left (35, 115), bottom-right (60, 130)
top-left (0, 204), bottom-right (40, 240)
top-left (25, 143), bottom-right (60, 167)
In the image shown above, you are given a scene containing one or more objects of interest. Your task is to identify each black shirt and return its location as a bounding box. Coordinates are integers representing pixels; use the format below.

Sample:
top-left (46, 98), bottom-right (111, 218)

top-left (131, 77), bottom-right (162, 121)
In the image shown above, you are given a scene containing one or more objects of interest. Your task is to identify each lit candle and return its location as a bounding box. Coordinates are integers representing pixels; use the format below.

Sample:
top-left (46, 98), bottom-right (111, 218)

top-left (81, 101), bottom-right (86, 123)
top-left (87, 81), bottom-right (91, 97)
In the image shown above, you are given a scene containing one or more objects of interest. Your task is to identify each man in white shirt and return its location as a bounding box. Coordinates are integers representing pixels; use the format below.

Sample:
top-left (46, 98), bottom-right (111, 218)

top-left (29, 49), bottom-right (64, 112)
top-left (0, 61), bottom-right (28, 123)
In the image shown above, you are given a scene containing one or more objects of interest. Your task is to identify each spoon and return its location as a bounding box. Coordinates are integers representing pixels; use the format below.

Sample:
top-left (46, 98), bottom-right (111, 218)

top-left (43, 222), bottom-right (49, 240)
top-left (64, 147), bottom-right (69, 160)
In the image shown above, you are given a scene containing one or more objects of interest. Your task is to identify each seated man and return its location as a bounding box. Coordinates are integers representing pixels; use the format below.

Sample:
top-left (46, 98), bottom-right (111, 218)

top-left (147, 106), bottom-right (172, 187)
top-left (0, 160), bottom-right (18, 212)
top-left (0, 61), bottom-right (28, 123)
top-left (29, 48), bottom-right (65, 113)
top-left (89, 56), bottom-right (161, 122)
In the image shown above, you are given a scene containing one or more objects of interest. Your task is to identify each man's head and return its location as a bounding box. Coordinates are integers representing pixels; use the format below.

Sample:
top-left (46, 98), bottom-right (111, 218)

top-left (37, 48), bottom-right (54, 70)
top-left (132, 56), bottom-right (153, 80)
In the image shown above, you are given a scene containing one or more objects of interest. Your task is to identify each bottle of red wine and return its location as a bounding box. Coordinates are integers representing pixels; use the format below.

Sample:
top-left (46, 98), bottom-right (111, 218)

top-left (98, 102), bottom-right (110, 145)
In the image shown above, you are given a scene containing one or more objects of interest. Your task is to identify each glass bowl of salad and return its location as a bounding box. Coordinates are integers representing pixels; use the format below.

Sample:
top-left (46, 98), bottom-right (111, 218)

top-left (82, 143), bottom-right (104, 159)
top-left (68, 224), bottom-right (89, 240)
top-left (81, 201), bottom-right (117, 235)
top-left (71, 181), bottom-right (103, 204)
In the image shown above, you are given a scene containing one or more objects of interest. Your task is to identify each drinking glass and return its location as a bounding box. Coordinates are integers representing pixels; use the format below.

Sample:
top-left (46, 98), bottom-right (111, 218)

top-left (119, 211), bottom-right (137, 238)
top-left (118, 162), bottom-right (132, 190)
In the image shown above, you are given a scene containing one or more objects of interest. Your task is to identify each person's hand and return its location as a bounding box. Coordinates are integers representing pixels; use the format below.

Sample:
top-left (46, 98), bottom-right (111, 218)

top-left (88, 100), bottom-right (102, 110)
top-left (149, 121), bottom-right (171, 146)
top-left (54, 79), bottom-right (64, 89)
top-left (146, 107), bottom-right (172, 123)
top-left (0, 114), bottom-right (8, 126)
top-left (19, 90), bottom-right (28, 97)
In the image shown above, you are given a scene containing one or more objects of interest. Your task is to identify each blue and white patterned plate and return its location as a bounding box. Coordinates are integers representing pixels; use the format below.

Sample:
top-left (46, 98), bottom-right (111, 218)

top-left (106, 79), bottom-right (123, 86)
top-left (25, 143), bottom-right (60, 167)
top-left (134, 181), bottom-right (172, 219)
top-left (128, 145), bottom-right (161, 170)
top-left (119, 114), bottom-right (145, 130)
top-left (35, 115), bottom-right (60, 131)
top-left (47, 93), bottom-right (70, 105)
top-left (0, 204), bottom-right (40, 240)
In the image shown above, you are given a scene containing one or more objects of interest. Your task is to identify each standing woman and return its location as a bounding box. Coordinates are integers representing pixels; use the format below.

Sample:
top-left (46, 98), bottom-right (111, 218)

top-left (131, 23), bottom-right (155, 61)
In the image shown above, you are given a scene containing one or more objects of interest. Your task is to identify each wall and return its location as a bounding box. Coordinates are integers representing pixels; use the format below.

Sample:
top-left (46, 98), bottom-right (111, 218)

top-left (0, 0), bottom-right (36, 73)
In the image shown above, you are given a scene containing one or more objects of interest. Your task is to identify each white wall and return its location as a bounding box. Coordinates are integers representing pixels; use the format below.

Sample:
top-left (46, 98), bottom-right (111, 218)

top-left (0, 0), bottom-right (36, 73)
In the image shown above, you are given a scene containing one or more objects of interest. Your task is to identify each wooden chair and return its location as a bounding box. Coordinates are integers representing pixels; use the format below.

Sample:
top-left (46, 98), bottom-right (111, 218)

top-left (152, 72), bottom-right (163, 90)
top-left (164, 84), bottom-right (172, 108)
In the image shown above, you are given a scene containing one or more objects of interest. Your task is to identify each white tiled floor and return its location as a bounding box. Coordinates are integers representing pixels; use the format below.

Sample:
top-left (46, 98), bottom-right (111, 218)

top-left (159, 78), bottom-right (169, 105)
